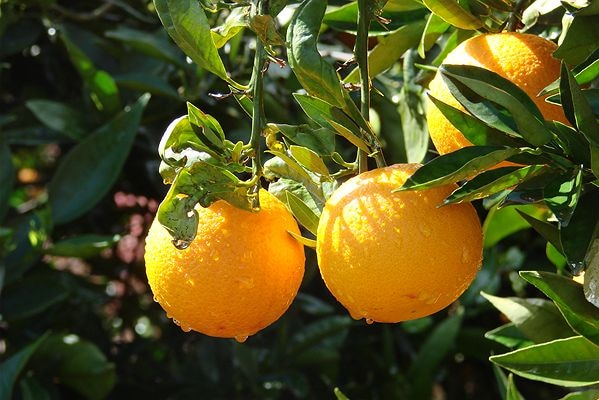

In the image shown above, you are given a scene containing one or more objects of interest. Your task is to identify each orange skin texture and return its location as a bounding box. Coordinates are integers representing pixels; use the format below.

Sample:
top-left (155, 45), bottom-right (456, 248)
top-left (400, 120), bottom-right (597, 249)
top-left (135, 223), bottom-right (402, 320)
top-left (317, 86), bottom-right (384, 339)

top-left (428, 32), bottom-right (569, 155)
top-left (316, 164), bottom-right (483, 323)
top-left (145, 190), bottom-right (305, 339)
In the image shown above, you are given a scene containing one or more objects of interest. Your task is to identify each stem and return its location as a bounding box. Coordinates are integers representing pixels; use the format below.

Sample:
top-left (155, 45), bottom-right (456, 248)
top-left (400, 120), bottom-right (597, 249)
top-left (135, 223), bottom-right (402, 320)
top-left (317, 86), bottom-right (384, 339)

top-left (355, 0), bottom-right (370, 174)
top-left (249, 0), bottom-right (269, 205)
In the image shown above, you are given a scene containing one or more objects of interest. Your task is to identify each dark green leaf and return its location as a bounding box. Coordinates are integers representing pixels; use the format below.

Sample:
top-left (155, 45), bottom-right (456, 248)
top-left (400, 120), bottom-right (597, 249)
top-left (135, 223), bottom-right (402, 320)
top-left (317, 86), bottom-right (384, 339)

top-left (273, 124), bottom-right (335, 156)
top-left (44, 234), bottom-right (120, 258)
top-left (584, 240), bottom-right (599, 307)
top-left (48, 94), bottom-right (149, 225)
top-left (0, 333), bottom-right (49, 400)
top-left (397, 77), bottom-right (429, 163)
top-left (419, 12), bottom-right (450, 58)
top-left (543, 167), bottom-right (582, 226)
top-left (481, 292), bottom-right (575, 344)
top-left (485, 323), bottom-right (534, 349)
top-left (286, 316), bottom-right (352, 362)
top-left (554, 15), bottom-right (599, 65)
top-left (490, 336), bottom-right (599, 387)
top-left (287, 0), bottom-right (345, 107)
top-left (549, 122), bottom-right (591, 165)
top-left (422, 0), bottom-right (483, 29)
top-left (517, 210), bottom-right (563, 253)
top-left (114, 73), bottom-right (179, 99)
top-left (397, 146), bottom-right (523, 191)
top-left (19, 376), bottom-right (51, 400)
top-left (32, 334), bottom-right (116, 400)
top-left (520, 271), bottom-right (599, 346)
top-left (2, 275), bottom-right (69, 321)
top-left (560, 189), bottom-right (599, 265)
top-left (559, 390), bottom-right (599, 400)
top-left (0, 18), bottom-right (42, 57)
top-left (444, 165), bottom-right (547, 205)
top-left (0, 138), bottom-right (14, 221)
top-left (187, 102), bottom-right (225, 149)
top-left (25, 100), bottom-right (88, 140)
top-left (483, 204), bottom-right (547, 248)
top-left (440, 65), bottom-right (552, 147)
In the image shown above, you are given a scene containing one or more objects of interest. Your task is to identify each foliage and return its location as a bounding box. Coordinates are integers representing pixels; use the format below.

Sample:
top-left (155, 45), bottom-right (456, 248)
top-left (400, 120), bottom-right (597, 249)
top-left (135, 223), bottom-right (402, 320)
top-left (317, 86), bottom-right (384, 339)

top-left (1, 0), bottom-right (599, 399)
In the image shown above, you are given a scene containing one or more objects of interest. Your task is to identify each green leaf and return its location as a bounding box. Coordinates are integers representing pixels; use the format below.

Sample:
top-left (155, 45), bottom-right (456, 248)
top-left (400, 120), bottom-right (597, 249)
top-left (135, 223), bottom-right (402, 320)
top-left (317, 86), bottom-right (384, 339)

top-left (397, 146), bottom-right (523, 191)
top-left (440, 65), bottom-right (552, 147)
top-left (407, 311), bottom-right (463, 399)
top-left (554, 15), bottom-right (599, 65)
top-left (2, 275), bottom-right (69, 321)
top-left (187, 102), bottom-right (225, 149)
top-left (284, 190), bottom-right (320, 236)
top-left (485, 323), bottom-right (535, 349)
top-left (0, 333), bottom-right (49, 400)
top-left (428, 94), bottom-right (526, 148)
top-left (287, 231), bottom-right (317, 248)
top-left (344, 21), bottom-right (426, 83)
top-left (60, 31), bottom-right (121, 115)
top-left (559, 390), bottom-right (599, 400)
top-left (19, 376), bottom-right (51, 400)
top-left (153, 0), bottom-right (242, 89)
top-left (560, 189), bottom-right (599, 265)
top-left (48, 94), bottom-right (149, 225)
top-left (25, 100), bottom-right (88, 140)
top-left (113, 73), bottom-right (179, 99)
top-left (286, 316), bottom-right (352, 365)
top-left (517, 210), bottom-right (563, 253)
top-left (481, 292), bottom-right (575, 344)
top-left (490, 336), bottom-right (599, 387)
top-left (543, 167), bottom-right (582, 226)
top-left (44, 234), bottom-right (120, 258)
top-left (105, 26), bottom-right (188, 69)
top-left (422, 0), bottom-right (483, 29)
top-left (444, 165), bottom-right (547, 205)
top-left (250, 14), bottom-right (284, 47)
top-left (287, 0), bottom-right (345, 107)
top-left (483, 204), bottom-right (547, 248)
top-left (550, 122), bottom-right (591, 165)
top-left (272, 124), bottom-right (335, 156)
top-left (560, 63), bottom-right (599, 146)
top-left (397, 73), bottom-right (429, 164)
top-left (212, 7), bottom-right (248, 48)
top-left (334, 387), bottom-right (351, 400)
top-left (32, 334), bottom-right (116, 400)
top-left (520, 271), bottom-right (599, 346)
top-left (289, 145), bottom-right (330, 177)
top-left (419, 12), bottom-right (450, 58)
top-left (506, 372), bottom-right (526, 400)
top-left (584, 240), bottom-right (599, 307)
top-left (0, 138), bottom-right (14, 221)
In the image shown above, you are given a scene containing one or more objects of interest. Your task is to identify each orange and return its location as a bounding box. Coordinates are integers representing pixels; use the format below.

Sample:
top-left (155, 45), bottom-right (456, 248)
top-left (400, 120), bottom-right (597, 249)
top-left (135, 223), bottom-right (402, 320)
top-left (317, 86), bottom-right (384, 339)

top-left (144, 190), bottom-right (305, 341)
top-left (427, 32), bottom-right (569, 155)
top-left (316, 164), bottom-right (483, 323)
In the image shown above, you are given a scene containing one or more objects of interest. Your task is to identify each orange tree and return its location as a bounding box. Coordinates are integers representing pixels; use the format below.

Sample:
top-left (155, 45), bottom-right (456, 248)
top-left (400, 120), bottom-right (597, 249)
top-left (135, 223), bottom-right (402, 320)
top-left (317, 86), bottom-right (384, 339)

top-left (2, 0), bottom-right (599, 399)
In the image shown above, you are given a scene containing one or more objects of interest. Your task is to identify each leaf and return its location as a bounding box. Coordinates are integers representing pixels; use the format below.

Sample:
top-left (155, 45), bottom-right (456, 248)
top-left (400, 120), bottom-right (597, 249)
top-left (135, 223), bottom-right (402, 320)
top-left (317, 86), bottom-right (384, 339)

top-left (419, 12), bottom-right (450, 58)
top-left (287, 231), bottom-right (317, 248)
top-left (517, 210), bottom-right (562, 252)
top-left (59, 30), bottom-right (121, 115)
top-left (397, 146), bottom-right (523, 191)
top-left (520, 271), bottom-right (599, 346)
top-left (543, 167), bottom-right (582, 226)
top-left (560, 189), bottom-right (599, 265)
top-left (490, 336), bottom-right (599, 387)
top-left (153, 0), bottom-right (242, 89)
top-left (289, 145), bottom-right (330, 177)
top-left (0, 333), bottom-right (49, 400)
top-left (344, 21), bottom-right (426, 83)
top-left (32, 334), bottom-right (116, 400)
top-left (483, 204), bottom-right (546, 248)
top-left (287, 0), bottom-right (345, 107)
top-left (440, 65), bottom-right (552, 147)
top-left (212, 6), bottom-right (248, 48)
top-left (422, 0), bottom-right (483, 29)
top-left (113, 73), bottom-right (179, 99)
top-left (584, 239), bottom-right (599, 307)
top-left (397, 74), bottom-right (429, 163)
top-left (550, 122), bottom-right (591, 165)
top-left (444, 165), bottom-right (547, 205)
top-left (44, 234), bottom-right (121, 258)
top-left (25, 100), bottom-right (88, 140)
top-left (286, 316), bottom-right (352, 364)
top-left (0, 138), bottom-right (14, 221)
top-left (2, 275), bottom-right (69, 321)
top-left (249, 14), bottom-right (284, 47)
top-left (481, 292), bottom-right (575, 344)
top-left (284, 190), bottom-right (320, 236)
top-left (559, 390), bottom-right (599, 400)
top-left (187, 102), bottom-right (225, 149)
top-left (407, 311), bottom-right (462, 399)
top-left (485, 323), bottom-right (535, 349)
top-left (48, 94), bottom-right (149, 225)
top-left (554, 15), bottom-right (599, 65)
top-left (273, 124), bottom-right (335, 156)
top-left (105, 26), bottom-right (188, 69)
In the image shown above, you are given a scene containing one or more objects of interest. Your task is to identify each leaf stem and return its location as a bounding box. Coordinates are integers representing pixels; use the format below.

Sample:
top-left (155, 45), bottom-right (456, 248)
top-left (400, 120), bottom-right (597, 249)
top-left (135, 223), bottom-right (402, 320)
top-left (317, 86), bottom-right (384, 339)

top-left (249, 0), bottom-right (269, 204)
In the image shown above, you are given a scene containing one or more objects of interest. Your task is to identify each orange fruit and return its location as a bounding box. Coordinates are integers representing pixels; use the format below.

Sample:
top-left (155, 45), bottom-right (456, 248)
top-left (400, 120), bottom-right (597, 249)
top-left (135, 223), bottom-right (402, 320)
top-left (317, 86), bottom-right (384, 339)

top-left (427, 32), bottom-right (569, 155)
top-left (316, 164), bottom-right (483, 323)
top-left (144, 190), bottom-right (305, 341)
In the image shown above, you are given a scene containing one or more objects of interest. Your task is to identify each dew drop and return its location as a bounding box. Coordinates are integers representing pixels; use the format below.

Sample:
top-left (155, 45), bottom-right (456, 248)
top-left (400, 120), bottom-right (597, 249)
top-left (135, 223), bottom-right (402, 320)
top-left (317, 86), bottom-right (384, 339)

top-left (365, 318), bottom-right (375, 325)
top-left (153, 295), bottom-right (160, 303)
top-left (419, 224), bottom-right (431, 238)
top-left (172, 318), bottom-right (181, 326)
top-left (569, 261), bottom-right (586, 276)
top-left (166, 312), bottom-right (173, 319)
top-left (235, 335), bottom-right (248, 343)
top-left (172, 238), bottom-right (191, 250)
top-left (180, 324), bottom-right (192, 333)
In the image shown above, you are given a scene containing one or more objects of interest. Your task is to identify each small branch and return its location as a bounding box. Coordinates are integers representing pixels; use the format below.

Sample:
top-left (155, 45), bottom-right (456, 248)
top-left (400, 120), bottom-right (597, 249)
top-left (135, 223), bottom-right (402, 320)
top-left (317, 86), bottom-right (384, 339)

top-left (50, 2), bottom-right (114, 21)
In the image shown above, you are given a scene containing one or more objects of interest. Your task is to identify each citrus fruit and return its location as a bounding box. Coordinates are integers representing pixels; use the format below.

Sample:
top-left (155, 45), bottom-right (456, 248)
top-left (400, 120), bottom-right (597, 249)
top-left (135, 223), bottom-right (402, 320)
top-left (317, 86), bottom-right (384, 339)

top-left (427, 32), bottom-right (568, 155)
top-left (144, 190), bottom-right (305, 341)
top-left (316, 164), bottom-right (483, 323)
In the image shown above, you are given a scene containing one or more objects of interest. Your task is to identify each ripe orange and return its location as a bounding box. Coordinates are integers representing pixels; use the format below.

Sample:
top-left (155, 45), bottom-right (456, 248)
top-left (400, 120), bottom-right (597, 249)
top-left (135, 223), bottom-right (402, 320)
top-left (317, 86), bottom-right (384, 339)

top-left (316, 164), bottom-right (483, 323)
top-left (427, 32), bottom-right (569, 155)
top-left (144, 190), bottom-right (305, 341)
